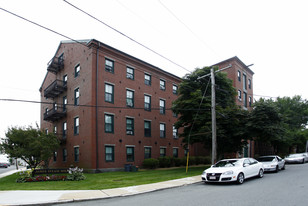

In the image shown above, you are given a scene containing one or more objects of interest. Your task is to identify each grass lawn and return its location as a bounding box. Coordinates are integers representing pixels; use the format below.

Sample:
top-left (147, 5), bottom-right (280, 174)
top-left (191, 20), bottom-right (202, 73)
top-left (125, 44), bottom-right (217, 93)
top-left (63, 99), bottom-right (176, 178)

top-left (0, 166), bottom-right (208, 190)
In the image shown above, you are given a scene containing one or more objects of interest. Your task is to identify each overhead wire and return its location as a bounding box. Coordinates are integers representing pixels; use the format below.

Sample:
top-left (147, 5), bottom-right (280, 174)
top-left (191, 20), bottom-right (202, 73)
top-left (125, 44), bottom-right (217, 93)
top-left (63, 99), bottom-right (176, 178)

top-left (63, 0), bottom-right (192, 73)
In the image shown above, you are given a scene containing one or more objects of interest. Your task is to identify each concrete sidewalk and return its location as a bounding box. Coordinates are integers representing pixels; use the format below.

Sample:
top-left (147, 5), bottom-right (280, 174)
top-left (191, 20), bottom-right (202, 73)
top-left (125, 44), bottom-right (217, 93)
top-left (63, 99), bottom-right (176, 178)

top-left (0, 170), bottom-right (201, 206)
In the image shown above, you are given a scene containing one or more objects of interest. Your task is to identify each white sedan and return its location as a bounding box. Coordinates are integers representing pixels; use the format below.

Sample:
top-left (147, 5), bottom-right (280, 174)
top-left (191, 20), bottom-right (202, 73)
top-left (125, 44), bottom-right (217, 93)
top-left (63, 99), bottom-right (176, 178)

top-left (201, 158), bottom-right (264, 184)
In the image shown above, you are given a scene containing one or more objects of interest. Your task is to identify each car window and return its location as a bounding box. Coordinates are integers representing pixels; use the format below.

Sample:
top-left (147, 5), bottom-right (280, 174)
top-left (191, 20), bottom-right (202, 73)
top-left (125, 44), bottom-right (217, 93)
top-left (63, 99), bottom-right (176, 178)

top-left (243, 159), bottom-right (251, 165)
top-left (213, 160), bottom-right (240, 167)
top-left (257, 157), bottom-right (275, 162)
top-left (249, 158), bottom-right (258, 164)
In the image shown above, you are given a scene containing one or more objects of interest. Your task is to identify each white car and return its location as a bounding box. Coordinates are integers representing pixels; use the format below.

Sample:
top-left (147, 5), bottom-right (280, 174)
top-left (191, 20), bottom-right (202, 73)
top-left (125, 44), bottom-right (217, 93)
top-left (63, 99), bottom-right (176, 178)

top-left (201, 158), bottom-right (264, 184)
top-left (257, 155), bottom-right (285, 172)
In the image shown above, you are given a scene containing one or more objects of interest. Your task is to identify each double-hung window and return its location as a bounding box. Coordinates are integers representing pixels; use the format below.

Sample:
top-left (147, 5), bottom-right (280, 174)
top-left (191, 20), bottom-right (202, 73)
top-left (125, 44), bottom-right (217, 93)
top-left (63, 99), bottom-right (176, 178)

top-left (63, 96), bottom-right (67, 112)
top-left (160, 123), bottom-right (166, 138)
top-left (74, 117), bottom-right (79, 135)
top-left (105, 114), bottom-right (114, 133)
top-left (243, 92), bottom-right (247, 108)
top-left (249, 96), bottom-right (252, 107)
top-left (173, 125), bottom-right (178, 139)
top-left (238, 90), bottom-right (242, 101)
top-left (63, 74), bottom-right (67, 87)
top-left (126, 118), bottom-right (134, 135)
top-left (160, 79), bottom-right (166, 90)
top-left (173, 85), bottom-right (178, 95)
top-left (160, 148), bottom-right (166, 157)
top-left (144, 73), bottom-right (151, 85)
top-left (105, 83), bottom-right (114, 103)
top-left (144, 120), bottom-right (151, 137)
top-left (126, 67), bottom-right (134, 80)
top-left (173, 148), bottom-right (178, 158)
top-left (74, 147), bottom-right (79, 162)
top-left (105, 58), bottom-right (114, 73)
top-left (126, 147), bottom-right (134, 162)
top-left (105, 145), bottom-right (114, 162)
top-left (160, 99), bottom-right (165, 114)
top-left (126, 90), bottom-right (134, 107)
top-left (62, 148), bottom-right (67, 162)
top-left (75, 64), bottom-right (80, 77)
top-left (74, 88), bottom-right (79, 105)
top-left (238, 70), bottom-right (241, 82)
top-left (243, 73), bottom-right (247, 90)
top-left (63, 121), bottom-right (67, 138)
top-left (248, 79), bottom-right (252, 89)
top-left (144, 95), bottom-right (151, 111)
top-left (144, 147), bottom-right (151, 159)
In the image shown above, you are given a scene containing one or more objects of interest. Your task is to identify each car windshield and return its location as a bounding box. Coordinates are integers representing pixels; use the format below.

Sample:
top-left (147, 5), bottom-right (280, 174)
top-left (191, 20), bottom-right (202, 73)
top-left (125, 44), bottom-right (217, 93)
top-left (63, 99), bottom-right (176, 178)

top-left (257, 157), bottom-right (275, 162)
top-left (213, 160), bottom-right (240, 167)
top-left (288, 154), bottom-right (304, 158)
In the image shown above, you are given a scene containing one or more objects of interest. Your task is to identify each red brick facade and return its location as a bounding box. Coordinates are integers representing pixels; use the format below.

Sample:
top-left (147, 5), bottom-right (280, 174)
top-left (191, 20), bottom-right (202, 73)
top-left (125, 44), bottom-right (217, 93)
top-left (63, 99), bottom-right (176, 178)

top-left (40, 39), bottom-right (184, 171)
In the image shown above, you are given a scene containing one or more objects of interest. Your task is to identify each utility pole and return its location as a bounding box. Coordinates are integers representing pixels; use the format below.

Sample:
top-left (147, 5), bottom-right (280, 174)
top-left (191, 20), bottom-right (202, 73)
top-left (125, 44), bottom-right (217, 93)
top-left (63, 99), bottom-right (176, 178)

top-left (197, 64), bottom-right (232, 165)
top-left (211, 67), bottom-right (217, 165)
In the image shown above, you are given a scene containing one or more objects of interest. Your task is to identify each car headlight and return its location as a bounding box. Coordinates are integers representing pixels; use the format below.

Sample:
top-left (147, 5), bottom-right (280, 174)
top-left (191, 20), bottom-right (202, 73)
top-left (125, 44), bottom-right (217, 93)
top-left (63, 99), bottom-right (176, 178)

top-left (223, 170), bottom-right (233, 175)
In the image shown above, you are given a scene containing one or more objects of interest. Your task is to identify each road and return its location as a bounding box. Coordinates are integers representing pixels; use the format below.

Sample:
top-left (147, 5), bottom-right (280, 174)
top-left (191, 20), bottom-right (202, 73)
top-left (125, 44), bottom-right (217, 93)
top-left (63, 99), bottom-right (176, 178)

top-left (0, 165), bottom-right (17, 175)
top-left (54, 163), bottom-right (308, 206)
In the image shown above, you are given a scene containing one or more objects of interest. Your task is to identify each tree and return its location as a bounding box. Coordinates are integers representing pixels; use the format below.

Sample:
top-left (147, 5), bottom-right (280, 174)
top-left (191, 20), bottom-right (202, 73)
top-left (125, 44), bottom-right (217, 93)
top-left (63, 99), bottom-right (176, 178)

top-left (172, 66), bottom-right (249, 158)
top-left (0, 126), bottom-right (60, 170)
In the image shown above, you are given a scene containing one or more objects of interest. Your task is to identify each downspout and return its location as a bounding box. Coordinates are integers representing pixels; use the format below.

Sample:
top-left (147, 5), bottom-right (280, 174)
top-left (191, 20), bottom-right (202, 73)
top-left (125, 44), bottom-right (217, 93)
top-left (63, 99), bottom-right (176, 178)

top-left (95, 43), bottom-right (99, 172)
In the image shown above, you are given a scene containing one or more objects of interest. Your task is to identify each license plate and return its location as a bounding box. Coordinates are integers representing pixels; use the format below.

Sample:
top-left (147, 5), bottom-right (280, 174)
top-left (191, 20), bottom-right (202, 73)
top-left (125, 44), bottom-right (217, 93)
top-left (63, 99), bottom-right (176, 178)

top-left (209, 176), bottom-right (216, 180)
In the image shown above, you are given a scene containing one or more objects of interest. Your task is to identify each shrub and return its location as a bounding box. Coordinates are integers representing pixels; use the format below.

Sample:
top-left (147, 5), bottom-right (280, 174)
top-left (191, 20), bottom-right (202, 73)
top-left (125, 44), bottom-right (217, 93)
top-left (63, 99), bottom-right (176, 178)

top-left (189, 156), bottom-right (196, 165)
top-left (201, 156), bottom-right (212, 164)
top-left (142, 158), bottom-right (159, 169)
top-left (158, 156), bottom-right (172, 168)
top-left (173, 158), bottom-right (182, 167)
top-left (67, 167), bottom-right (86, 181)
top-left (16, 170), bottom-right (32, 183)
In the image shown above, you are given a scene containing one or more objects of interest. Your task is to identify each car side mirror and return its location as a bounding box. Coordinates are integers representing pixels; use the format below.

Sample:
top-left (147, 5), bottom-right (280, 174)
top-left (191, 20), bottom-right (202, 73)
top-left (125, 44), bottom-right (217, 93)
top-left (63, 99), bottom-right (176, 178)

top-left (243, 163), bottom-right (249, 167)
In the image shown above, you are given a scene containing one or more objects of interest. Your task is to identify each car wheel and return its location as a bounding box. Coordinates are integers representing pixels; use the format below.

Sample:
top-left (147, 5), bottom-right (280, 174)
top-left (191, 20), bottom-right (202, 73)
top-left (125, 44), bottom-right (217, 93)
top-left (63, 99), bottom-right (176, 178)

top-left (237, 173), bottom-right (245, 184)
top-left (302, 159), bottom-right (305, 164)
top-left (281, 164), bottom-right (285, 170)
top-left (258, 169), bottom-right (264, 178)
top-left (275, 166), bottom-right (279, 173)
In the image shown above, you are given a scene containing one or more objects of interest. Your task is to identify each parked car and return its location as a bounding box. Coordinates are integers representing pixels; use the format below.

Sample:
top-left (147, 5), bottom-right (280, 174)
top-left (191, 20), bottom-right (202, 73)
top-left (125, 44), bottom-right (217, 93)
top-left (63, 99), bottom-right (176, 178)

top-left (201, 158), bottom-right (264, 184)
top-left (257, 155), bottom-right (285, 172)
top-left (284, 153), bottom-right (308, 164)
top-left (0, 162), bottom-right (8, 168)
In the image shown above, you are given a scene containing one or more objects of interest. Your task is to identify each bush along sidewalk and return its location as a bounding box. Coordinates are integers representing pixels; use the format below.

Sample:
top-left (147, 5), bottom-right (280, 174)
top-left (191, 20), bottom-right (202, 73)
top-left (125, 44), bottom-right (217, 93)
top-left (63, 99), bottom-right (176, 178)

top-left (16, 166), bottom-right (86, 183)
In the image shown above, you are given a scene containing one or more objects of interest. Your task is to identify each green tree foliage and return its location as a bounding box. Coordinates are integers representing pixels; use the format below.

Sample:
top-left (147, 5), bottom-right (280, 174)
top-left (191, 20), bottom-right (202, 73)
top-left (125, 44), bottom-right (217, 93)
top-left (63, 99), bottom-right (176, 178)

top-left (0, 126), bottom-right (60, 170)
top-left (172, 66), bottom-right (249, 158)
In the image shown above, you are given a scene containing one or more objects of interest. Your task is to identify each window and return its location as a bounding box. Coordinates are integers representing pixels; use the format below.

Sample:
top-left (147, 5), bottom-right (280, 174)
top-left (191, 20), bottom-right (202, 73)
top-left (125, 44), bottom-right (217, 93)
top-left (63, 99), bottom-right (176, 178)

top-left (249, 96), bottom-right (252, 107)
top-left (144, 147), bottom-right (151, 159)
top-left (75, 64), bottom-right (80, 77)
top-left (63, 96), bottom-right (67, 112)
top-left (243, 73), bottom-right (247, 90)
top-left (144, 95), bottom-right (151, 111)
top-left (243, 92), bottom-right (247, 108)
top-left (126, 67), bottom-right (134, 80)
top-left (54, 126), bottom-right (57, 134)
top-left (238, 90), bottom-right (242, 101)
top-left (144, 73), bottom-right (151, 85)
top-left (126, 147), bottom-right (134, 162)
top-left (160, 79), bottom-right (166, 90)
top-left (105, 58), bottom-right (114, 73)
top-left (105, 146), bottom-right (114, 162)
top-left (126, 90), bottom-right (134, 107)
top-left (74, 88), bottom-right (79, 106)
top-left (173, 148), bottom-right (178, 158)
top-left (160, 99), bottom-right (165, 114)
top-left (173, 85), bottom-right (178, 94)
top-left (238, 70), bottom-right (241, 81)
top-left (160, 148), bottom-right (166, 157)
top-left (144, 120), bottom-right (151, 137)
top-left (160, 123), bottom-right (166, 138)
top-left (173, 125), bottom-right (178, 139)
top-left (53, 151), bottom-right (57, 162)
top-left (105, 114), bottom-right (114, 133)
top-left (74, 147), bottom-right (79, 162)
top-left (248, 79), bottom-right (252, 89)
top-left (105, 83), bottom-right (114, 103)
top-left (172, 111), bottom-right (178, 118)
top-left (63, 121), bottom-right (67, 138)
top-left (63, 74), bottom-right (67, 86)
top-left (63, 148), bottom-right (67, 162)
top-left (74, 117), bottom-right (79, 135)
top-left (45, 129), bottom-right (48, 134)
top-left (126, 118), bottom-right (134, 135)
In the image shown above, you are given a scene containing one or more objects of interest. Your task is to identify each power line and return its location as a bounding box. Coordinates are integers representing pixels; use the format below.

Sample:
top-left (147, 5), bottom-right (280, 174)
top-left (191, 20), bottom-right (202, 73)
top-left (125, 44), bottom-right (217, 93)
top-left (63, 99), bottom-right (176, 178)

top-left (158, 0), bottom-right (220, 57)
top-left (63, 0), bottom-right (192, 73)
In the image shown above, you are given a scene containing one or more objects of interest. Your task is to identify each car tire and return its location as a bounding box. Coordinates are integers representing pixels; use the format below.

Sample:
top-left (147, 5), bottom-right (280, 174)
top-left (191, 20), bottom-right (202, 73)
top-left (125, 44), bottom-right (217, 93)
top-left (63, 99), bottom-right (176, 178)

top-left (258, 169), bottom-right (264, 178)
top-left (275, 166), bottom-right (279, 173)
top-left (302, 159), bottom-right (305, 164)
top-left (281, 164), bottom-right (285, 170)
top-left (237, 173), bottom-right (245, 184)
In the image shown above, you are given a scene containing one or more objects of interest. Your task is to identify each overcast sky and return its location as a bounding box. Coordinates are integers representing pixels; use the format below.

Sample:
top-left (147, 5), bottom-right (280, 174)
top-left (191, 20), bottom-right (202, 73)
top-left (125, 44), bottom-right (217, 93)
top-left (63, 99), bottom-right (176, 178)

top-left (1, 0), bottom-right (307, 138)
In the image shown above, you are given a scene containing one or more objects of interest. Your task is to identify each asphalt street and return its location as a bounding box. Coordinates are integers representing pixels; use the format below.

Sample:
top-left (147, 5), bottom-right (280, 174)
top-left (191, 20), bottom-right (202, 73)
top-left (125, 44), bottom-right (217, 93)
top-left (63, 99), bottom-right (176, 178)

top-left (54, 163), bottom-right (308, 206)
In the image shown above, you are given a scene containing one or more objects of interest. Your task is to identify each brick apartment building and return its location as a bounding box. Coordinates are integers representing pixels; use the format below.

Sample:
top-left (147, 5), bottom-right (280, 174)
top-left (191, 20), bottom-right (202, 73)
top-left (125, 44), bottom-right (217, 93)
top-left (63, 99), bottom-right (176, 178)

top-left (214, 56), bottom-right (255, 157)
top-left (40, 39), bottom-right (185, 172)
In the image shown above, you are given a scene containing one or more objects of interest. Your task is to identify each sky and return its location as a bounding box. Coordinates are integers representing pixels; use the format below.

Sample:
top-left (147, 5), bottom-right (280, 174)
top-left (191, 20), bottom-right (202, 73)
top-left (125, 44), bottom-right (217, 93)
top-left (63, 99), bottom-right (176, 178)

top-left (0, 0), bottom-right (307, 138)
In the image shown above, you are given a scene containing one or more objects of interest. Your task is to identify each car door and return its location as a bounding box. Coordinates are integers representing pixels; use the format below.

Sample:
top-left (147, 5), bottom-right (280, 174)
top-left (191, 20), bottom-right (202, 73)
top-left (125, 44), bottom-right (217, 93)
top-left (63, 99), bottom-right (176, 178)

top-left (249, 158), bottom-right (260, 176)
top-left (243, 159), bottom-right (253, 178)
top-left (276, 156), bottom-right (283, 169)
